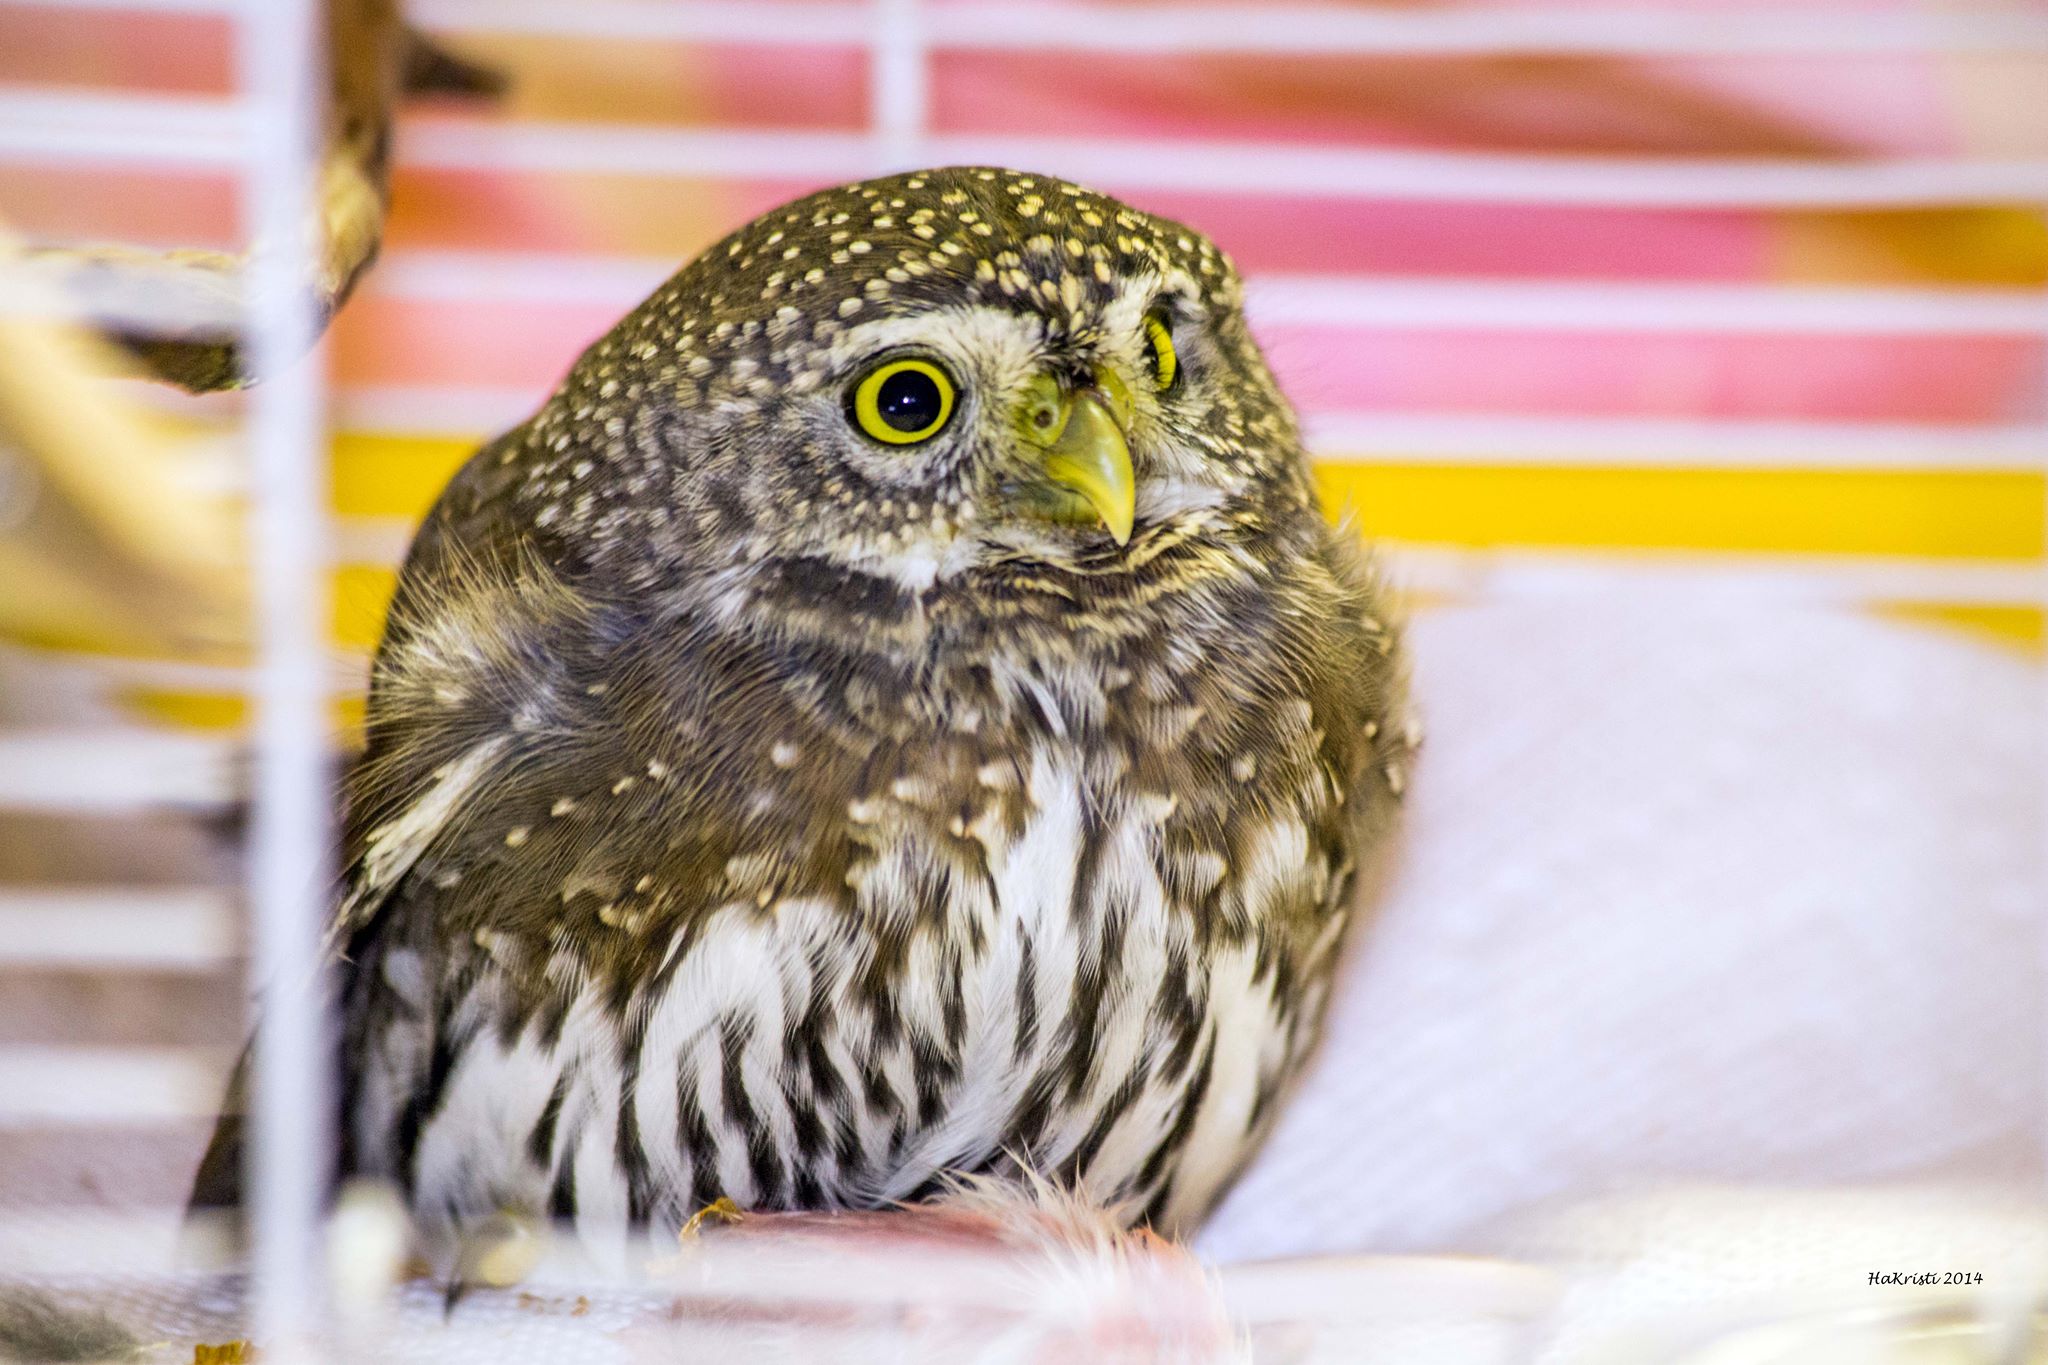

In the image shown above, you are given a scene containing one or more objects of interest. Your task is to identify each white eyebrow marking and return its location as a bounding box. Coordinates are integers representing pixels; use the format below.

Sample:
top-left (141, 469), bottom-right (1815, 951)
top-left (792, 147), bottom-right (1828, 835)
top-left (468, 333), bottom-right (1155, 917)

top-left (825, 307), bottom-right (1047, 378)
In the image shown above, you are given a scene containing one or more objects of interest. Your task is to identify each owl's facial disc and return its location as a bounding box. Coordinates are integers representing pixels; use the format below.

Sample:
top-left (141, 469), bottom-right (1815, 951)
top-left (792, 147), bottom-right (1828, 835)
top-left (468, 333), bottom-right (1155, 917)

top-left (1011, 365), bottom-right (1137, 545)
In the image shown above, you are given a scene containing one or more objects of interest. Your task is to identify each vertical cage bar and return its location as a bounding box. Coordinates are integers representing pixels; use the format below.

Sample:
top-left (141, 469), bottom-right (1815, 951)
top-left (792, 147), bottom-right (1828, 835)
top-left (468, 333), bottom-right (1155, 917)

top-left (871, 0), bottom-right (927, 171)
top-left (238, 0), bottom-right (334, 1355)
top-left (2039, 208), bottom-right (2048, 1195)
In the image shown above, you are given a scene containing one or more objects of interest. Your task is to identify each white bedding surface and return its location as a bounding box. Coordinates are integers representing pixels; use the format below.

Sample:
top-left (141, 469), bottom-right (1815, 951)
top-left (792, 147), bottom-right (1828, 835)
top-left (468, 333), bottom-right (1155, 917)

top-left (1202, 600), bottom-right (2044, 1264)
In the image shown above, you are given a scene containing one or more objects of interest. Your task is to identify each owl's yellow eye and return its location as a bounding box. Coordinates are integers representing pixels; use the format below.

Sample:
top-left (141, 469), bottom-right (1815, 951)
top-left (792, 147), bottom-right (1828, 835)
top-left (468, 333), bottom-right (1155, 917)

top-left (1142, 312), bottom-right (1178, 392)
top-left (849, 357), bottom-right (956, 445)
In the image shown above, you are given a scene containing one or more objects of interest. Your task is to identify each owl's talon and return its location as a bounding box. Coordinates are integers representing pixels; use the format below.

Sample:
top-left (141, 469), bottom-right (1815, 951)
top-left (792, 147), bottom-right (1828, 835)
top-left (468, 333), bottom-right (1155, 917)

top-left (679, 1197), bottom-right (745, 1242)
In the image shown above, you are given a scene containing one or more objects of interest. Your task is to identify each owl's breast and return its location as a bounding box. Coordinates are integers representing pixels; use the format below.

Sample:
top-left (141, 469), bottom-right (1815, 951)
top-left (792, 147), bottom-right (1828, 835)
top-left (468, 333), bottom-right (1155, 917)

top-left (360, 729), bottom-right (1341, 1248)
top-left (351, 578), bottom-right (1378, 1247)
top-left (810, 722), bottom-right (1344, 1229)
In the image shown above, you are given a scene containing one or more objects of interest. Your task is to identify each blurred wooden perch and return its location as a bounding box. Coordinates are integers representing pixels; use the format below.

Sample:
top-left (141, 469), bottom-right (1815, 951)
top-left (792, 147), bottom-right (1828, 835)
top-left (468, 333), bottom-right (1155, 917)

top-left (0, 305), bottom-right (247, 656)
top-left (0, 1), bottom-right (503, 662)
top-left (0, 1), bottom-right (506, 721)
top-left (0, 0), bottom-right (503, 393)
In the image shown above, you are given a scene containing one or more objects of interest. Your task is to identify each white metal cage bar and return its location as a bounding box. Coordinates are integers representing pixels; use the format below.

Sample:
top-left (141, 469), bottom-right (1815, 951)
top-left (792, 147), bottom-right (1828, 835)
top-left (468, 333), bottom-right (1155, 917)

top-left (238, 0), bottom-right (335, 1355)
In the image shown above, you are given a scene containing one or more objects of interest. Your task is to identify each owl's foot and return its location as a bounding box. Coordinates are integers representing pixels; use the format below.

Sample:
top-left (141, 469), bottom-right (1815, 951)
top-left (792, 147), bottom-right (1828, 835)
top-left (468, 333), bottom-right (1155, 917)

top-left (443, 1208), bottom-right (545, 1318)
top-left (678, 1196), bottom-right (746, 1242)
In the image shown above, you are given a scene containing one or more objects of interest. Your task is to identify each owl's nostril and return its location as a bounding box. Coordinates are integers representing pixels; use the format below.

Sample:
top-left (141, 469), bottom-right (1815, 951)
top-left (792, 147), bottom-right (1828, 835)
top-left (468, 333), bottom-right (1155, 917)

top-left (1015, 373), bottom-right (1073, 447)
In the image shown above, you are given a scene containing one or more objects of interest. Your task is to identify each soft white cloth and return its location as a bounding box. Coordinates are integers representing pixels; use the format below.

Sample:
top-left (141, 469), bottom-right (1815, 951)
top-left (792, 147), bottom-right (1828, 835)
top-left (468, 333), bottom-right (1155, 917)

top-left (1200, 600), bottom-right (2045, 1264)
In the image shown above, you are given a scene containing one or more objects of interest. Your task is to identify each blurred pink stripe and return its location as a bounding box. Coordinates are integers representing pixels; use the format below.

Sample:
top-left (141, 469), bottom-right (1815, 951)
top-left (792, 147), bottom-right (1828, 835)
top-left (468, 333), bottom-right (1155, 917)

top-left (0, 8), bottom-right (232, 95)
top-left (376, 169), bottom-right (1775, 280)
top-left (330, 293), bottom-right (2042, 425)
top-left (928, 50), bottom-right (1952, 156)
top-left (332, 296), bottom-right (618, 393)
top-left (0, 165), bottom-right (241, 248)
top-left (1124, 191), bottom-right (1770, 280)
top-left (1261, 326), bottom-right (2042, 423)
top-left (931, 0), bottom-right (1948, 12)
top-left (695, 44), bottom-right (870, 129)
top-left (383, 169), bottom-right (827, 260)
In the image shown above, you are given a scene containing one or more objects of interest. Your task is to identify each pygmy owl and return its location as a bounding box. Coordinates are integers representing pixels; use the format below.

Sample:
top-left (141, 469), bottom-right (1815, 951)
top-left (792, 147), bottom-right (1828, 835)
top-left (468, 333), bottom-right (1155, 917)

top-left (200, 166), bottom-right (1412, 1256)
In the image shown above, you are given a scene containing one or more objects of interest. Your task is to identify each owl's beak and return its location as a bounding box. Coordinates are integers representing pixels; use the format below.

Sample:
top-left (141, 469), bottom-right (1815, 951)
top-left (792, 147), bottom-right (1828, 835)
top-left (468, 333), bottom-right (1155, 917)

top-left (1025, 370), bottom-right (1136, 545)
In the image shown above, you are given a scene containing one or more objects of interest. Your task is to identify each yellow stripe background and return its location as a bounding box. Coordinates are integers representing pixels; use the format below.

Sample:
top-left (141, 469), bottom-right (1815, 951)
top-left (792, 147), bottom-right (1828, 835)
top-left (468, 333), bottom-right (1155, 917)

top-left (101, 424), bottom-right (2048, 736)
top-left (336, 430), bottom-right (2046, 560)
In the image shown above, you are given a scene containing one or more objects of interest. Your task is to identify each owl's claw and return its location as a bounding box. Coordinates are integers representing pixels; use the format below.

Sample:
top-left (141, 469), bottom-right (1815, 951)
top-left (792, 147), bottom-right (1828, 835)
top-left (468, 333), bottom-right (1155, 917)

top-left (679, 1196), bottom-right (745, 1242)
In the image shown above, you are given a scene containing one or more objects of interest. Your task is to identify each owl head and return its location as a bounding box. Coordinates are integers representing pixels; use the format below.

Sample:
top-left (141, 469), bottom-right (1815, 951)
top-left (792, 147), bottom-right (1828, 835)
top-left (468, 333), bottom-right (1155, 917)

top-left (516, 167), bottom-right (1318, 588)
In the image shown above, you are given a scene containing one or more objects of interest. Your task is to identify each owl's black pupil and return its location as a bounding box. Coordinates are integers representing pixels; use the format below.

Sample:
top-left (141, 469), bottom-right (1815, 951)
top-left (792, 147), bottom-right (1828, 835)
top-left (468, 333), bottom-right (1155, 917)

top-left (877, 369), bottom-right (943, 431)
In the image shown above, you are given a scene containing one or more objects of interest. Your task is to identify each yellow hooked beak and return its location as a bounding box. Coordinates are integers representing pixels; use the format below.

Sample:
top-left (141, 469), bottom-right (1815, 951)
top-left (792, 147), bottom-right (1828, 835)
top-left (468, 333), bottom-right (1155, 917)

top-left (1019, 368), bottom-right (1136, 545)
